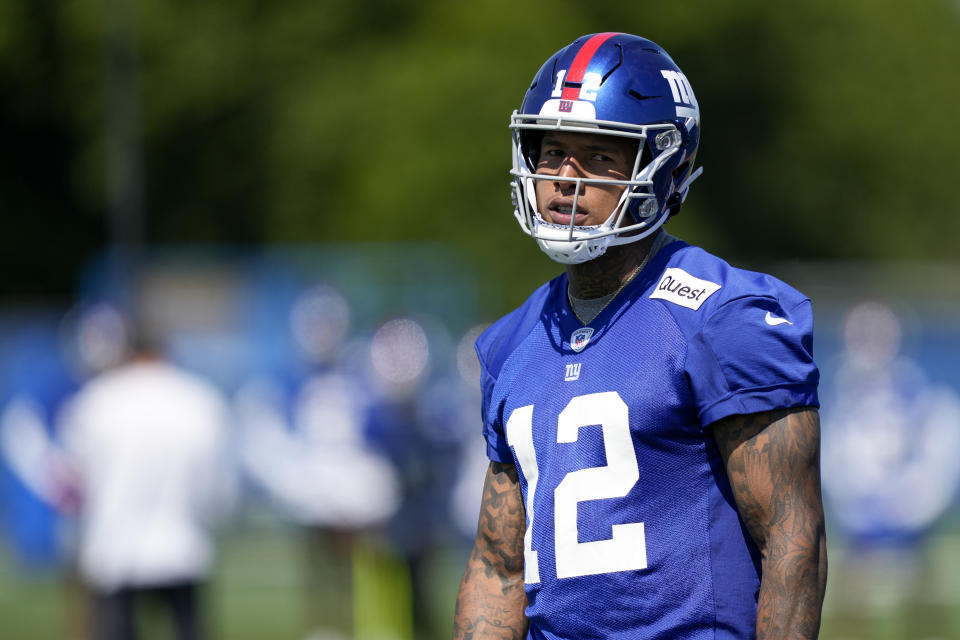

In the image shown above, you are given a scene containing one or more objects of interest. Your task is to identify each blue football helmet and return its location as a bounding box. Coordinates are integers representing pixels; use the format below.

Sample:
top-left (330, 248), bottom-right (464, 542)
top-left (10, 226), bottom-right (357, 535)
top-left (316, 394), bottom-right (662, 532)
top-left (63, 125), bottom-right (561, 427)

top-left (511, 33), bottom-right (702, 264)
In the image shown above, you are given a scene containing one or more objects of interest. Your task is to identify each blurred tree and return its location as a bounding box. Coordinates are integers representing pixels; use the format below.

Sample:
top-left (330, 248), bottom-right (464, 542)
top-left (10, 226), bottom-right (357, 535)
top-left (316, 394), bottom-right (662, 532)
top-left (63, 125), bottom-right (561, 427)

top-left (1, 0), bottom-right (958, 312)
top-left (0, 0), bottom-right (102, 298)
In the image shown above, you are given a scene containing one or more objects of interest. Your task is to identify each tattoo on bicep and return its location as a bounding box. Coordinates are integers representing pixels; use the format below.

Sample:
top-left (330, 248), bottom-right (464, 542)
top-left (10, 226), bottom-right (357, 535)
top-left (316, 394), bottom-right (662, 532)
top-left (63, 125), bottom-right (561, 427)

top-left (713, 408), bottom-right (827, 638)
top-left (714, 408), bottom-right (823, 545)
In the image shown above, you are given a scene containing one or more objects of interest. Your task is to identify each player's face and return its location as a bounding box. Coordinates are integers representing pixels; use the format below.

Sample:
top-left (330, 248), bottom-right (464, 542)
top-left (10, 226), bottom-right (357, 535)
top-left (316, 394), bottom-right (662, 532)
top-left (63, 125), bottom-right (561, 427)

top-left (535, 131), bottom-right (636, 227)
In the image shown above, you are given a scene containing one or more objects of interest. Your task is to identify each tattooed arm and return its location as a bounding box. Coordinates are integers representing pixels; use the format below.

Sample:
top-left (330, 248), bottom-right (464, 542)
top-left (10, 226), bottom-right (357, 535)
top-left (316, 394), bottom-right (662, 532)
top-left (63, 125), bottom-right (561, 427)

top-left (453, 461), bottom-right (528, 640)
top-left (712, 407), bottom-right (828, 640)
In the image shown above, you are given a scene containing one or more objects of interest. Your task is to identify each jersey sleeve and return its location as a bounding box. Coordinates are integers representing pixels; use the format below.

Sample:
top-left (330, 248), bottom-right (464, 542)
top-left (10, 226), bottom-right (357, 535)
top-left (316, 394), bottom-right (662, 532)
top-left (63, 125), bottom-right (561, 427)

top-left (685, 294), bottom-right (820, 427)
top-left (477, 346), bottom-right (513, 463)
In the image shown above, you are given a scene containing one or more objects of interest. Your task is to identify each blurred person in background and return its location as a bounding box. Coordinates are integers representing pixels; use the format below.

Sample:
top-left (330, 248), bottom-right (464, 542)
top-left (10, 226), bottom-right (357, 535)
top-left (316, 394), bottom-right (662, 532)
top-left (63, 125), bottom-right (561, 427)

top-left (823, 301), bottom-right (960, 544)
top-left (364, 315), bottom-right (460, 640)
top-left (57, 309), bottom-right (236, 640)
top-left (235, 284), bottom-right (399, 640)
top-left (454, 33), bottom-right (826, 639)
top-left (0, 311), bottom-right (85, 568)
top-left (820, 301), bottom-right (960, 635)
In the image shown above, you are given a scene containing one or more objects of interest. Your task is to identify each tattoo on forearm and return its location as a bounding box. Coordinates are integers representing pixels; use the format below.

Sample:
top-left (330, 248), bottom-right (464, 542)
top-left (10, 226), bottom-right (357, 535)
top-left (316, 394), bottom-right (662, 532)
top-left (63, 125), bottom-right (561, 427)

top-left (453, 461), bottom-right (529, 640)
top-left (713, 408), bottom-right (828, 640)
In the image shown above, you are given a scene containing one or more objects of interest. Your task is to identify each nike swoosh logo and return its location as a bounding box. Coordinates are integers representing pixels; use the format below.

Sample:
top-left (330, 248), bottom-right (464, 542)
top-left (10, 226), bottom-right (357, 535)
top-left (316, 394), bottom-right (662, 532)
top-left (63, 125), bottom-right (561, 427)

top-left (765, 311), bottom-right (793, 326)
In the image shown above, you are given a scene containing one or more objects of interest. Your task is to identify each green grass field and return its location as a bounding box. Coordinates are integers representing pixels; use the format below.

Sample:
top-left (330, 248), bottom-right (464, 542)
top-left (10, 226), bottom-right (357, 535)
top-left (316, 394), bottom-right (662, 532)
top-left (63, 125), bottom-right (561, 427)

top-left (3, 523), bottom-right (960, 639)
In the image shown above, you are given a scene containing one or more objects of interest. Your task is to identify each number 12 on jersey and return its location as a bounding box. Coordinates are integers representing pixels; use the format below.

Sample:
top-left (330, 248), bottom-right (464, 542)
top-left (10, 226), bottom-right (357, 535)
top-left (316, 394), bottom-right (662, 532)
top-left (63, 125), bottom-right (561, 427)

top-left (505, 391), bottom-right (648, 582)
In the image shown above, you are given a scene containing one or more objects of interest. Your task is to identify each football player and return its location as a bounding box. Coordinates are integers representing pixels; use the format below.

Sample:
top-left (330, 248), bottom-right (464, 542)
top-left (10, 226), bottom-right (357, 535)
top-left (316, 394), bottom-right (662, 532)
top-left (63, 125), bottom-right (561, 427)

top-left (454, 33), bottom-right (827, 639)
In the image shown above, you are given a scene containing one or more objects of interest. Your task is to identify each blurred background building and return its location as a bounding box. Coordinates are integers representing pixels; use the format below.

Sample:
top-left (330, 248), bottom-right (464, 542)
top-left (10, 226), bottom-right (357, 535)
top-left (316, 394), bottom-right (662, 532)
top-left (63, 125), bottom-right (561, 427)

top-left (1, 1), bottom-right (960, 638)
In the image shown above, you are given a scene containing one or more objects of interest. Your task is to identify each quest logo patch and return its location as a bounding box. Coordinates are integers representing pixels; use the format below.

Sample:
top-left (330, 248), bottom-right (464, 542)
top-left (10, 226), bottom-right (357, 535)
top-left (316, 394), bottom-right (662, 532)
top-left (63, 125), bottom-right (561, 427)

top-left (649, 267), bottom-right (721, 310)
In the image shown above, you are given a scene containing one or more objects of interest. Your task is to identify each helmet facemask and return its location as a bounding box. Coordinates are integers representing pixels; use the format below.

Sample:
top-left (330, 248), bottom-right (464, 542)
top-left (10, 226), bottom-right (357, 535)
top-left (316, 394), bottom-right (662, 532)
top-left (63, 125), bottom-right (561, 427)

top-left (510, 113), bottom-right (692, 264)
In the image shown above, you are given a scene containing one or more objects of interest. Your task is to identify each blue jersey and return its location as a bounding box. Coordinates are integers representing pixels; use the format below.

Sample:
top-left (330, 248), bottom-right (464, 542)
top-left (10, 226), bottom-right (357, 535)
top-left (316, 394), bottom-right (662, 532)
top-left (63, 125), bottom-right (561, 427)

top-left (476, 240), bottom-right (819, 640)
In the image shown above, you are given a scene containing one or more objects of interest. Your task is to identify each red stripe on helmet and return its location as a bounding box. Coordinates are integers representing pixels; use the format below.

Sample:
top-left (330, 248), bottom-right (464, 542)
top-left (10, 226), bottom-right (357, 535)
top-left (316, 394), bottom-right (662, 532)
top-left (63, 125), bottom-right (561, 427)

top-left (560, 32), bottom-right (620, 101)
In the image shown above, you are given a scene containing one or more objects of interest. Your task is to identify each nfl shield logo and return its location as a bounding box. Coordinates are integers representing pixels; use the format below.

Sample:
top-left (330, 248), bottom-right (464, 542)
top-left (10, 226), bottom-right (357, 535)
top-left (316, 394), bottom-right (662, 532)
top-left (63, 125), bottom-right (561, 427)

top-left (570, 327), bottom-right (594, 353)
top-left (559, 100), bottom-right (574, 113)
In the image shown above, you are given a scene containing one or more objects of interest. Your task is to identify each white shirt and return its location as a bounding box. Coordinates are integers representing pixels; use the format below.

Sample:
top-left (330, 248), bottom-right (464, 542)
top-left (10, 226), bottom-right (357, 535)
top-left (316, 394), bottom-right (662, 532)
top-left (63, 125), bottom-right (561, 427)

top-left (60, 359), bottom-right (235, 591)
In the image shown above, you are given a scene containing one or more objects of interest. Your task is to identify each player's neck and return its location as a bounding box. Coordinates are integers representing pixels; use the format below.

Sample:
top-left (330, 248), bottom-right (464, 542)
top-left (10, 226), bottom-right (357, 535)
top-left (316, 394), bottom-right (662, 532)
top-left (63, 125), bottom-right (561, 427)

top-left (566, 236), bottom-right (656, 300)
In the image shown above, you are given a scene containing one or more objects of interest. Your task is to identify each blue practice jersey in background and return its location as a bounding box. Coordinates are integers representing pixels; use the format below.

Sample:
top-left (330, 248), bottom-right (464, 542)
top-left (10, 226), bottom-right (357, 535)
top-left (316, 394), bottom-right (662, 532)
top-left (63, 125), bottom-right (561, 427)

top-left (476, 239), bottom-right (819, 639)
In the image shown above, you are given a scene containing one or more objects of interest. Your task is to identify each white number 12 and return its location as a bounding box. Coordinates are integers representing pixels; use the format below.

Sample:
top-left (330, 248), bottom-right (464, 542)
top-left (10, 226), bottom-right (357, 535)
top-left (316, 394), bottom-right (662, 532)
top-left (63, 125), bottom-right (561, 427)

top-left (550, 69), bottom-right (603, 102)
top-left (505, 391), bottom-right (648, 582)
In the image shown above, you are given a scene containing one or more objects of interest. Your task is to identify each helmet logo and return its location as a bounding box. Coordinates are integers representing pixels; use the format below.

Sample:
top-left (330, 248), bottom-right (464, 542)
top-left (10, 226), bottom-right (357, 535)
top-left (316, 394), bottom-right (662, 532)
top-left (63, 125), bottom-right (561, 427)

top-left (660, 70), bottom-right (699, 121)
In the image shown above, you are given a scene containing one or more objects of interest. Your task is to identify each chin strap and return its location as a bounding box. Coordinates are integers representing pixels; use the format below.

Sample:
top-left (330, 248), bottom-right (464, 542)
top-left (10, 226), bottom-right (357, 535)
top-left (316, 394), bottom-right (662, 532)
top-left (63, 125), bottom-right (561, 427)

top-left (677, 166), bottom-right (703, 203)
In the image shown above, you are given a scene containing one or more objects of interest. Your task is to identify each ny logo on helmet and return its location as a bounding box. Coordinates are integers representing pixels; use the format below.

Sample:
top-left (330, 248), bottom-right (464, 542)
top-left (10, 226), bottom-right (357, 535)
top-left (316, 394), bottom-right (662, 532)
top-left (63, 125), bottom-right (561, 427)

top-left (660, 70), bottom-right (699, 120)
